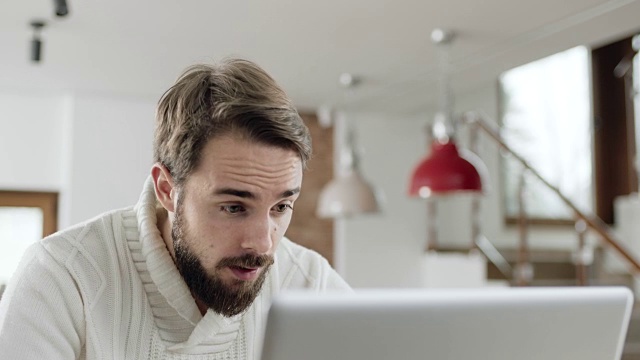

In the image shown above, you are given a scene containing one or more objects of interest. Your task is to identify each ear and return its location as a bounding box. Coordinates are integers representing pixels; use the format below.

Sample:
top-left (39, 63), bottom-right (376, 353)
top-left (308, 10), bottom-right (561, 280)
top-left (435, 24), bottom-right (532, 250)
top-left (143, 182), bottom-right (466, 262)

top-left (151, 163), bottom-right (177, 213)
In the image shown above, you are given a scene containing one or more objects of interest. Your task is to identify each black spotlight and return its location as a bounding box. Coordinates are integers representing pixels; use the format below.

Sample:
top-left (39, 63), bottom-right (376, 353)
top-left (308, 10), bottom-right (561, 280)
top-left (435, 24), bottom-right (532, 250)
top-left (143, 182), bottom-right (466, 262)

top-left (30, 20), bottom-right (46, 63)
top-left (53, 0), bottom-right (69, 17)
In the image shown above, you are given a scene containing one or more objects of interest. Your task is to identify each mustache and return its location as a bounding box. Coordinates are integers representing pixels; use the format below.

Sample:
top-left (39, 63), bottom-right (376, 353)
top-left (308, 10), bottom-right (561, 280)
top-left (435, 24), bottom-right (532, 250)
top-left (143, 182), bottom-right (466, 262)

top-left (216, 253), bottom-right (274, 269)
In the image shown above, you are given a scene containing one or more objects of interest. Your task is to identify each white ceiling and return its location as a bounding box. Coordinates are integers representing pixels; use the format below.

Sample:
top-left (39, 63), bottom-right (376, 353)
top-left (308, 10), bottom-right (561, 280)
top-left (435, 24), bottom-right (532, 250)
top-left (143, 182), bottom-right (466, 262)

top-left (2, 0), bottom-right (640, 115)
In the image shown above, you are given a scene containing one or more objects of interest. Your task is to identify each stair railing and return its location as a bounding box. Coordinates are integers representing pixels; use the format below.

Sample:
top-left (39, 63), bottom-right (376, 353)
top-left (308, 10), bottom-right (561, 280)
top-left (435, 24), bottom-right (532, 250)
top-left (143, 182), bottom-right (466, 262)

top-left (463, 111), bottom-right (640, 284)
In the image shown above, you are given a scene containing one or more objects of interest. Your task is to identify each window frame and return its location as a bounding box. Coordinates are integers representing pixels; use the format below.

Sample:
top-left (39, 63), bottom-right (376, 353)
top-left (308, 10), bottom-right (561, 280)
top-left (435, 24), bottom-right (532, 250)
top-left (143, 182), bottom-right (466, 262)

top-left (592, 35), bottom-right (638, 224)
top-left (0, 191), bottom-right (58, 237)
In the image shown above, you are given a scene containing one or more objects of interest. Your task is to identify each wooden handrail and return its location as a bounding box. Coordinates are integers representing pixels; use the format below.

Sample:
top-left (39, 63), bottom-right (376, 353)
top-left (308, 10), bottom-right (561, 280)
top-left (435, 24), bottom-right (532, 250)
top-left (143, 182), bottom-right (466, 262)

top-left (463, 111), bottom-right (640, 275)
top-left (476, 234), bottom-right (512, 278)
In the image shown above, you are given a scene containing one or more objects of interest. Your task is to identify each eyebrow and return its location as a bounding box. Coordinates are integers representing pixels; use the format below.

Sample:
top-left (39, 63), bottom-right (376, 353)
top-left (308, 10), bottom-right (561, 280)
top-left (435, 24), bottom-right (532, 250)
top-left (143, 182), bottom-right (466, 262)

top-left (214, 187), bottom-right (301, 199)
top-left (281, 187), bottom-right (301, 198)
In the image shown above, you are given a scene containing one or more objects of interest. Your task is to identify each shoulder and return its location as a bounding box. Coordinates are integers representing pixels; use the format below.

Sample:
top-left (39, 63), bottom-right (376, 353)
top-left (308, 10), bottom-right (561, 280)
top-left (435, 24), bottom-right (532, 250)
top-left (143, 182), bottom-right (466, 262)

top-left (40, 207), bottom-right (132, 264)
top-left (30, 207), bottom-right (136, 303)
top-left (275, 237), bottom-right (331, 275)
top-left (273, 237), bottom-right (351, 291)
top-left (277, 237), bottom-right (325, 261)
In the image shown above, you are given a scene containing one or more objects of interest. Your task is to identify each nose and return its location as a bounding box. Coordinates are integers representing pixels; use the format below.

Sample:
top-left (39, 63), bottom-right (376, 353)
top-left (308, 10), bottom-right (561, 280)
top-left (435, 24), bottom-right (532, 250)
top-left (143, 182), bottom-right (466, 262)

top-left (240, 213), bottom-right (274, 254)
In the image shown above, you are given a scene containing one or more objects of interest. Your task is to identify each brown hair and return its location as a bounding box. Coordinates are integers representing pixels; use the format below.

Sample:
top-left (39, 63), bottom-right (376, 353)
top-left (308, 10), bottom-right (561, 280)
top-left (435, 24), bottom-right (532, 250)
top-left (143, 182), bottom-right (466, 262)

top-left (154, 58), bottom-right (311, 185)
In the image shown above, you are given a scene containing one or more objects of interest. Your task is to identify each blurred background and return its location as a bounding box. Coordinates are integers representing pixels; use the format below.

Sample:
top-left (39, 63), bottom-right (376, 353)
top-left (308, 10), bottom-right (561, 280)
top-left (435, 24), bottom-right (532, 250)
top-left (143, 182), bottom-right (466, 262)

top-left (1, 0), bottom-right (640, 302)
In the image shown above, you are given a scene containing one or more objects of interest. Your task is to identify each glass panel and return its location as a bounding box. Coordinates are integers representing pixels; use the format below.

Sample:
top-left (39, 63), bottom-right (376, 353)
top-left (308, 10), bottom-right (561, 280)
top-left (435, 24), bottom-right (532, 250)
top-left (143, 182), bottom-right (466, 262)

top-left (0, 207), bottom-right (43, 284)
top-left (500, 46), bottom-right (592, 220)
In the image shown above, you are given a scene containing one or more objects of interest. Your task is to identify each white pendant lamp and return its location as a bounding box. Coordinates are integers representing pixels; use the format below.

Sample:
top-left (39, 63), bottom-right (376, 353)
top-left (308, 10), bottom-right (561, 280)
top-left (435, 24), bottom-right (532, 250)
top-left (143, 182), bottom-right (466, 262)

top-left (316, 74), bottom-right (382, 218)
top-left (317, 124), bottom-right (381, 218)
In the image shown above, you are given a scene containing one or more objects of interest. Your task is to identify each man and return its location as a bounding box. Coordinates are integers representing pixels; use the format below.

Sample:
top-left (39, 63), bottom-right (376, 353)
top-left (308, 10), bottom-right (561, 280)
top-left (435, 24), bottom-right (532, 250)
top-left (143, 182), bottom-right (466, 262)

top-left (0, 58), bottom-right (350, 359)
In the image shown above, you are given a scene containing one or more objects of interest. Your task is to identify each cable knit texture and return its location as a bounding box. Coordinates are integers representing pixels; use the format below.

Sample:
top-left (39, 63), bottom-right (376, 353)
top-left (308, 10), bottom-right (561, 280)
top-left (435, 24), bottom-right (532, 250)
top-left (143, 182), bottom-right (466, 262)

top-left (0, 177), bottom-right (351, 359)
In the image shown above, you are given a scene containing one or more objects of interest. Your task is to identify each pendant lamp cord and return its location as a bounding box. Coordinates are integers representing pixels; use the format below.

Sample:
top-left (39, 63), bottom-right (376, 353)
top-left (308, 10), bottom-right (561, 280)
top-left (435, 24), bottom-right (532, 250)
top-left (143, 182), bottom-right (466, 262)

top-left (432, 29), bottom-right (456, 142)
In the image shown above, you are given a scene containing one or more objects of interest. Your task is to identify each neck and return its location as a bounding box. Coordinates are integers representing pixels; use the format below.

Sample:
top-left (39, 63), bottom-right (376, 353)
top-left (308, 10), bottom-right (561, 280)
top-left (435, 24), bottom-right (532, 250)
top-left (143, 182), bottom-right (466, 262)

top-left (156, 207), bottom-right (176, 260)
top-left (195, 298), bottom-right (208, 316)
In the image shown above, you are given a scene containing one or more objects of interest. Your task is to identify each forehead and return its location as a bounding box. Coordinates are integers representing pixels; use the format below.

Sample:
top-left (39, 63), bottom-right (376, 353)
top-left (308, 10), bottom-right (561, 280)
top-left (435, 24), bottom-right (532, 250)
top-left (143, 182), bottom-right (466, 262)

top-left (186, 135), bottom-right (303, 194)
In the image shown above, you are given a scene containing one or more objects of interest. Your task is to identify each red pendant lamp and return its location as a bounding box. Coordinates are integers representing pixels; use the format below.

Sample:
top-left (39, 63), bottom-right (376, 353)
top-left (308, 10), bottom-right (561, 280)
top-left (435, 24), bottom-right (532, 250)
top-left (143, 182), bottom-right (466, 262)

top-left (409, 140), bottom-right (483, 197)
top-left (408, 29), bottom-right (487, 198)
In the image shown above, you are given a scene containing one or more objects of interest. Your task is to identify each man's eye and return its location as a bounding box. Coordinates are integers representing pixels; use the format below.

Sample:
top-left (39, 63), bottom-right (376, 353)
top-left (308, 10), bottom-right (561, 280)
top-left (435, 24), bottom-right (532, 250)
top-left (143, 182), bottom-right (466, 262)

top-left (274, 204), bottom-right (293, 213)
top-left (221, 205), bottom-right (245, 214)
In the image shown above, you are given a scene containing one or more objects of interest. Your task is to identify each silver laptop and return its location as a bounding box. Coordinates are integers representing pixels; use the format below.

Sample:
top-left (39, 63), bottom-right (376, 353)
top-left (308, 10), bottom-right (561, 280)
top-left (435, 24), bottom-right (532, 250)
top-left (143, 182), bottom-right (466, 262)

top-left (260, 287), bottom-right (633, 360)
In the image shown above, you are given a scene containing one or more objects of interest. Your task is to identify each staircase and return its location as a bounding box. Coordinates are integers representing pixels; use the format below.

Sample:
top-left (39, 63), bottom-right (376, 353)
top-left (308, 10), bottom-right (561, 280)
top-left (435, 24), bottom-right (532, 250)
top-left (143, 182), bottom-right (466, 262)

top-left (424, 113), bottom-right (640, 359)
top-left (485, 247), bottom-right (640, 359)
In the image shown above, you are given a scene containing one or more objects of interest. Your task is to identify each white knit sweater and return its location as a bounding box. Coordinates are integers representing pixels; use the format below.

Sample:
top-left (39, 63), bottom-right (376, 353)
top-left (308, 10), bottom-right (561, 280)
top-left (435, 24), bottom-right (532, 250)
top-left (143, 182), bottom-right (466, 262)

top-left (0, 178), bottom-right (350, 359)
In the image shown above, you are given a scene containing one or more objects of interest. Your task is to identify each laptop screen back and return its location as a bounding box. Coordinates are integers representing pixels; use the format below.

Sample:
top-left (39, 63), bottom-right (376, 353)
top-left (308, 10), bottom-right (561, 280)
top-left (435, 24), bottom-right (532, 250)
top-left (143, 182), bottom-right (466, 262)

top-left (260, 287), bottom-right (633, 360)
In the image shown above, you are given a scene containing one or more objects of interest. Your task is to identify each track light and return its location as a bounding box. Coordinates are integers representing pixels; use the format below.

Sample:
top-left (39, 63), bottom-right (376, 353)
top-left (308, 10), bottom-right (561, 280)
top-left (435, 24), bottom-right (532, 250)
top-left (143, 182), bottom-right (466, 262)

top-left (53, 0), bottom-right (69, 17)
top-left (30, 20), bottom-right (46, 63)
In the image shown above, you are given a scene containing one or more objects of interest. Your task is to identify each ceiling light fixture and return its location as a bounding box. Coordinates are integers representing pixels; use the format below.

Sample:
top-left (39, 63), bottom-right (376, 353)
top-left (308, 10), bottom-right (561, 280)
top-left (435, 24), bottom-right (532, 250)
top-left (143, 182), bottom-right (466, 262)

top-left (408, 29), bottom-right (488, 197)
top-left (316, 74), bottom-right (382, 218)
top-left (53, 0), bottom-right (70, 17)
top-left (29, 20), bottom-right (46, 63)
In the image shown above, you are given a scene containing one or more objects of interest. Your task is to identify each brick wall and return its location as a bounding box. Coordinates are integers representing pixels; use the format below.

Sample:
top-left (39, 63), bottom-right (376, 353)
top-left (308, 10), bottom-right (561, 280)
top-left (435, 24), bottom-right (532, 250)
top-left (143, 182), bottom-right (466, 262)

top-left (285, 113), bottom-right (335, 264)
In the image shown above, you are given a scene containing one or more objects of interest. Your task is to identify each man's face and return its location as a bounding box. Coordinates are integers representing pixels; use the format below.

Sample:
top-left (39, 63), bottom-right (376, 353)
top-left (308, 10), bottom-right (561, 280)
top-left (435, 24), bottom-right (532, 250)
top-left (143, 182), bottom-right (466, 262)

top-left (171, 135), bottom-right (302, 317)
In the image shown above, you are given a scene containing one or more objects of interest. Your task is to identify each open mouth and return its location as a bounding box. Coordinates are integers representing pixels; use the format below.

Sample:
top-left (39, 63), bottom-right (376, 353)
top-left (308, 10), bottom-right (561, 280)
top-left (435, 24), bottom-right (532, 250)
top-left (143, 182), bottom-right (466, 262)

top-left (229, 265), bottom-right (260, 281)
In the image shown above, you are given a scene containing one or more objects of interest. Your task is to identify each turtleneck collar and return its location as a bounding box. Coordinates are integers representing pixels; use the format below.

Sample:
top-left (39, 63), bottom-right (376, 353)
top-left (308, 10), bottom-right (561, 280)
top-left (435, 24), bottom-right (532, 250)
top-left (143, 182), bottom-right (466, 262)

top-left (127, 176), bottom-right (244, 354)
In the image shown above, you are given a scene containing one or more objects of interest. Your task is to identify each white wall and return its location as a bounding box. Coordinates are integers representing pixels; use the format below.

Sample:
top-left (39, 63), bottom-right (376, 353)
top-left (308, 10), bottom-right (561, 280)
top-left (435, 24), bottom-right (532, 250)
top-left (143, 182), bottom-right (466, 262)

top-left (341, 112), bottom-right (428, 287)
top-left (0, 92), bottom-right (156, 229)
top-left (0, 93), bottom-right (67, 190)
top-left (64, 95), bottom-right (155, 226)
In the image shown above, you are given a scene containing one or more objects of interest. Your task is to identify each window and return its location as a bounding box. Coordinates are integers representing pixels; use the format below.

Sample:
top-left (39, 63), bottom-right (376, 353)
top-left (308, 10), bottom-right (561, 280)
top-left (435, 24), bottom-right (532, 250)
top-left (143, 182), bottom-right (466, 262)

top-left (500, 46), bottom-right (592, 222)
top-left (0, 191), bottom-right (57, 285)
top-left (0, 207), bottom-right (43, 283)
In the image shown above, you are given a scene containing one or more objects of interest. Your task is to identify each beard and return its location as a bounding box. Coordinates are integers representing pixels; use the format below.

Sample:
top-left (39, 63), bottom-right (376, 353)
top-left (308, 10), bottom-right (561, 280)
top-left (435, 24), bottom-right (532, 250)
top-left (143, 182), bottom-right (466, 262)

top-left (171, 199), bottom-right (274, 317)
